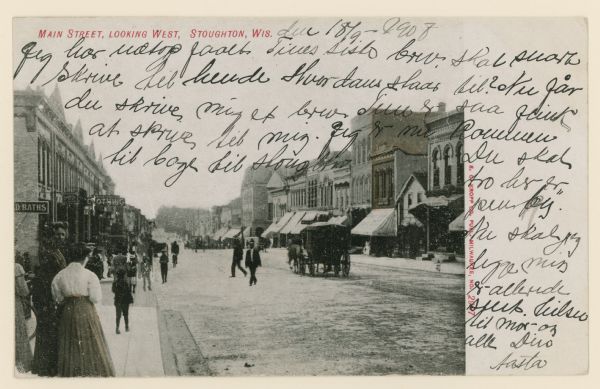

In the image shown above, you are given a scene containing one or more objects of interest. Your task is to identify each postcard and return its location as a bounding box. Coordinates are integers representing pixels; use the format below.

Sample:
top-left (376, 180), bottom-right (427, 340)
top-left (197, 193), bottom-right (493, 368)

top-left (12, 17), bottom-right (588, 377)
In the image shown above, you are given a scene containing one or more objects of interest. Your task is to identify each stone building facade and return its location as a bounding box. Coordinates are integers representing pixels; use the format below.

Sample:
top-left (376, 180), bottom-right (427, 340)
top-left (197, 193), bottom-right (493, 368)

top-left (241, 166), bottom-right (274, 237)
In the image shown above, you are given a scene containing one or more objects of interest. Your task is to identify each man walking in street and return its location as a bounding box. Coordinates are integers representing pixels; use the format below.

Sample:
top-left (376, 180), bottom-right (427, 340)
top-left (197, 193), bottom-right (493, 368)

top-left (245, 240), bottom-right (261, 286)
top-left (159, 249), bottom-right (169, 283)
top-left (230, 239), bottom-right (247, 278)
top-left (171, 240), bottom-right (179, 268)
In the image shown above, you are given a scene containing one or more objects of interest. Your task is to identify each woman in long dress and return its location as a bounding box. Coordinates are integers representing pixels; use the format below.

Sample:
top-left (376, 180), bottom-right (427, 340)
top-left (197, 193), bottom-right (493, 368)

top-left (15, 263), bottom-right (33, 373)
top-left (51, 243), bottom-right (115, 377)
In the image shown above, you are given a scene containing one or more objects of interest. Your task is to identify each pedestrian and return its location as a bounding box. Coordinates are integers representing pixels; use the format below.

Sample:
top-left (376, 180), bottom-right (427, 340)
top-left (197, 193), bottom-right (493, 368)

top-left (127, 255), bottom-right (138, 294)
top-left (106, 251), bottom-right (113, 278)
top-left (159, 249), bottom-right (169, 283)
top-left (85, 247), bottom-right (104, 280)
top-left (30, 222), bottom-right (68, 377)
top-left (112, 269), bottom-right (134, 334)
top-left (230, 239), bottom-right (247, 278)
top-left (171, 240), bottom-right (179, 268)
top-left (141, 256), bottom-right (152, 291)
top-left (15, 262), bottom-right (33, 373)
top-left (51, 243), bottom-right (115, 377)
top-left (111, 243), bottom-right (128, 277)
top-left (244, 240), bottom-right (262, 286)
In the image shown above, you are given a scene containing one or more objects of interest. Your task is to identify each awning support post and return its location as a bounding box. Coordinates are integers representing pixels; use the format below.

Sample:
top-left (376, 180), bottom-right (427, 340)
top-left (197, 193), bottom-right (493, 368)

top-left (426, 207), bottom-right (430, 253)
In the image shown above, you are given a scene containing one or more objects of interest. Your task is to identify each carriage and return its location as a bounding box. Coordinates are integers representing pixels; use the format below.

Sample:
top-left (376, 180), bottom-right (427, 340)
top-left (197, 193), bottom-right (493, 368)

top-left (289, 222), bottom-right (351, 277)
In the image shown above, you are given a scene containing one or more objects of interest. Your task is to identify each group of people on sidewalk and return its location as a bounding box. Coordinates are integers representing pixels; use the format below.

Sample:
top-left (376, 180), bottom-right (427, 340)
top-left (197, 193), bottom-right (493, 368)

top-left (14, 224), bottom-right (174, 377)
top-left (15, 222), bottom-right (115, 377)
top-left (230, 239), bottom-right (262, 286)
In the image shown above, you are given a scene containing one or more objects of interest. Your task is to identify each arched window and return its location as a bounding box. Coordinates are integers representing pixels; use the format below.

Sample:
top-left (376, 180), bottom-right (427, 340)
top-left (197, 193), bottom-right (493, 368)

top-left (444, 145), bottom-right (452, 187)
top-left (456, 143), bottom-right (464, 185)
top-left (432, 149), bottom-right (440, 188)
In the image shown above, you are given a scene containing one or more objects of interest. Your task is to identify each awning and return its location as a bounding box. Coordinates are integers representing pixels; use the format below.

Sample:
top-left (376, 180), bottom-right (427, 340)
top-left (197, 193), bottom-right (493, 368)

top-left (212, 227), bottom-right (229, 240)
top-left (279, 211), bottom-right (306, 234)
top-left (263, 212), bottom-right (295, 237)
top-left (400, 216), bottom-right (424, 228)
top-left (301, 211), bottom-right (318, 223)
top-left (329, 215), bottom-right (349, 226)
top-left (242, 226), bottom-right (252, 237)
top-left (223, 228), bottom-right (242, 239)
top-left (351, 208), bottom-right (397, 237)
top-left (449, 212), bottom-right (465, 231)
top-left (409, 195), bottom-right (463, 225)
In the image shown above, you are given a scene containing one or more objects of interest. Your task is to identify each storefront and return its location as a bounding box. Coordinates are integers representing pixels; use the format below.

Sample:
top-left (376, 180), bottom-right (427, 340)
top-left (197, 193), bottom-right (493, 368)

top-left (351, 208), bottom-right (397, 257)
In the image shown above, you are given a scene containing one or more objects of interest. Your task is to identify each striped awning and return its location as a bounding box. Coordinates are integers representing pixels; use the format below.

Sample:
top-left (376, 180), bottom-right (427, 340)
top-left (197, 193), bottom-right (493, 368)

top-left (279, 211), bottom-right (306, 234)
top-left (262, 212), bottom-right (295, 237)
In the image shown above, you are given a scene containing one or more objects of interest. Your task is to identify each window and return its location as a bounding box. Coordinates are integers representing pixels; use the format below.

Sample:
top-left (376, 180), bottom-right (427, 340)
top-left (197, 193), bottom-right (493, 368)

top-left (388, 169), bottom-right (394, 199)
top-left (444, 146), bottom-right (452, 186)
top-left (457, 143), bottom-right (464, 185)
top-left (38, 140), bottom-right (42, 184)
top-left (432, 149), bottom-right (440, 188)
top-left (417, 192), bottom-right (423, 203)
top-left (407, 194), bottom-right (413, 207)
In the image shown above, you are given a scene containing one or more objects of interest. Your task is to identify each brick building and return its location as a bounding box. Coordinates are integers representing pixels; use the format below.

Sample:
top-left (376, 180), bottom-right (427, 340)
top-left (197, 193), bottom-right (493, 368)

top-left (351, 109), bottom-right (428, 256)
top-left (409, 109), bottom-right (465, 256)
top-left (14, 87), bottom-right (115, 264)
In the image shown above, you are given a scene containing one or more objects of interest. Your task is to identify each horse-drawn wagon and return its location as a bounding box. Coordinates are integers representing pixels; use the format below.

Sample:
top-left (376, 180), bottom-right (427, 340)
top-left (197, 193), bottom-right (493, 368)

top-left (288, 222), bottom-right (351, 277)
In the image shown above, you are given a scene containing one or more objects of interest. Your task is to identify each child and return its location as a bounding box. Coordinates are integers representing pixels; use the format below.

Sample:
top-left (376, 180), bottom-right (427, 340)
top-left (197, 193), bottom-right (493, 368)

top-left (127, 256), bottom-right (138, 294)
top-left (112, 269), bottom-right (133, 334)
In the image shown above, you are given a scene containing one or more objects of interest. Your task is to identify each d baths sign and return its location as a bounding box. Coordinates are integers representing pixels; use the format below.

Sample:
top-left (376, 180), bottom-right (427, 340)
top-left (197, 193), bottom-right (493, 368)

top-left (15, 201), bottom-right (49, 214)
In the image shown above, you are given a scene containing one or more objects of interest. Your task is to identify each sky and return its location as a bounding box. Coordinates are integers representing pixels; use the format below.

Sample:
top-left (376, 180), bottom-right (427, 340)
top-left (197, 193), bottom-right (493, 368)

top-left (12, 17), bottom-right (503, 218)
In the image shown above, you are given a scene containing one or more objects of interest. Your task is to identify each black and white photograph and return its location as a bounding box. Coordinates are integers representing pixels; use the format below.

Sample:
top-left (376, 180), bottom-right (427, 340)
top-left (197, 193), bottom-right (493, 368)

top-left (10, 14), bottom-right (588, 378)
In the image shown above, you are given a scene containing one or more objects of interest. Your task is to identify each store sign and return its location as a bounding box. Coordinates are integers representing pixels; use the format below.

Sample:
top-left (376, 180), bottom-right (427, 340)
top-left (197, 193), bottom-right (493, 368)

top-left (15, 201), bottom-right (49, 213)
top-left (93, 195), bottom-right (126, 206)
top-left (63, 192), bottom-right (79, 203)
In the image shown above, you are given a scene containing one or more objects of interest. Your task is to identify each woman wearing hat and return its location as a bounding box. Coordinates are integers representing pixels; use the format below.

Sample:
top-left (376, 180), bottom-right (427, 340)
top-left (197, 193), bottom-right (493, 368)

top-left (51, 243), bottom-right (114, 377)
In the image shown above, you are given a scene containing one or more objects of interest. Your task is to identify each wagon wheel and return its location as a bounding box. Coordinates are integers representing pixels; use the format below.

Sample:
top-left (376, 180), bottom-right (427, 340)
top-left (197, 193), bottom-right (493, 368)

top-left (341, 254), bottom-right (351, 277)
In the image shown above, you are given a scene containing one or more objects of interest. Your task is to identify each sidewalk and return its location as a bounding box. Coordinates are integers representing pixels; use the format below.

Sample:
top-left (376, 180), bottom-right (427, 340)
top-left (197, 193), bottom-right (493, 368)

top-left (351, 254), bottom-right (464, 275)
top-left (97, 283), bottom-right (164, 377)
top-left (270, 248), bottom-right (464, 275)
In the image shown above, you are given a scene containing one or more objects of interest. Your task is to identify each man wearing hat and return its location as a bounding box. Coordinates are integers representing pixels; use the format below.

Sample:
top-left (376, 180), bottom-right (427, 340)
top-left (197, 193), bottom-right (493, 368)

top-left (159, 248), bottom-right (169, 283)
top-left (244, 240), bottom-right (262, 286)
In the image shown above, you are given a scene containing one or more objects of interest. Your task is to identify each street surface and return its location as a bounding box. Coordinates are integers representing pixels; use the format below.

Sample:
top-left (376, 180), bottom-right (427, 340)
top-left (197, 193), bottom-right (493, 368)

top-left (150, 248), bottom-right (465, 376)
